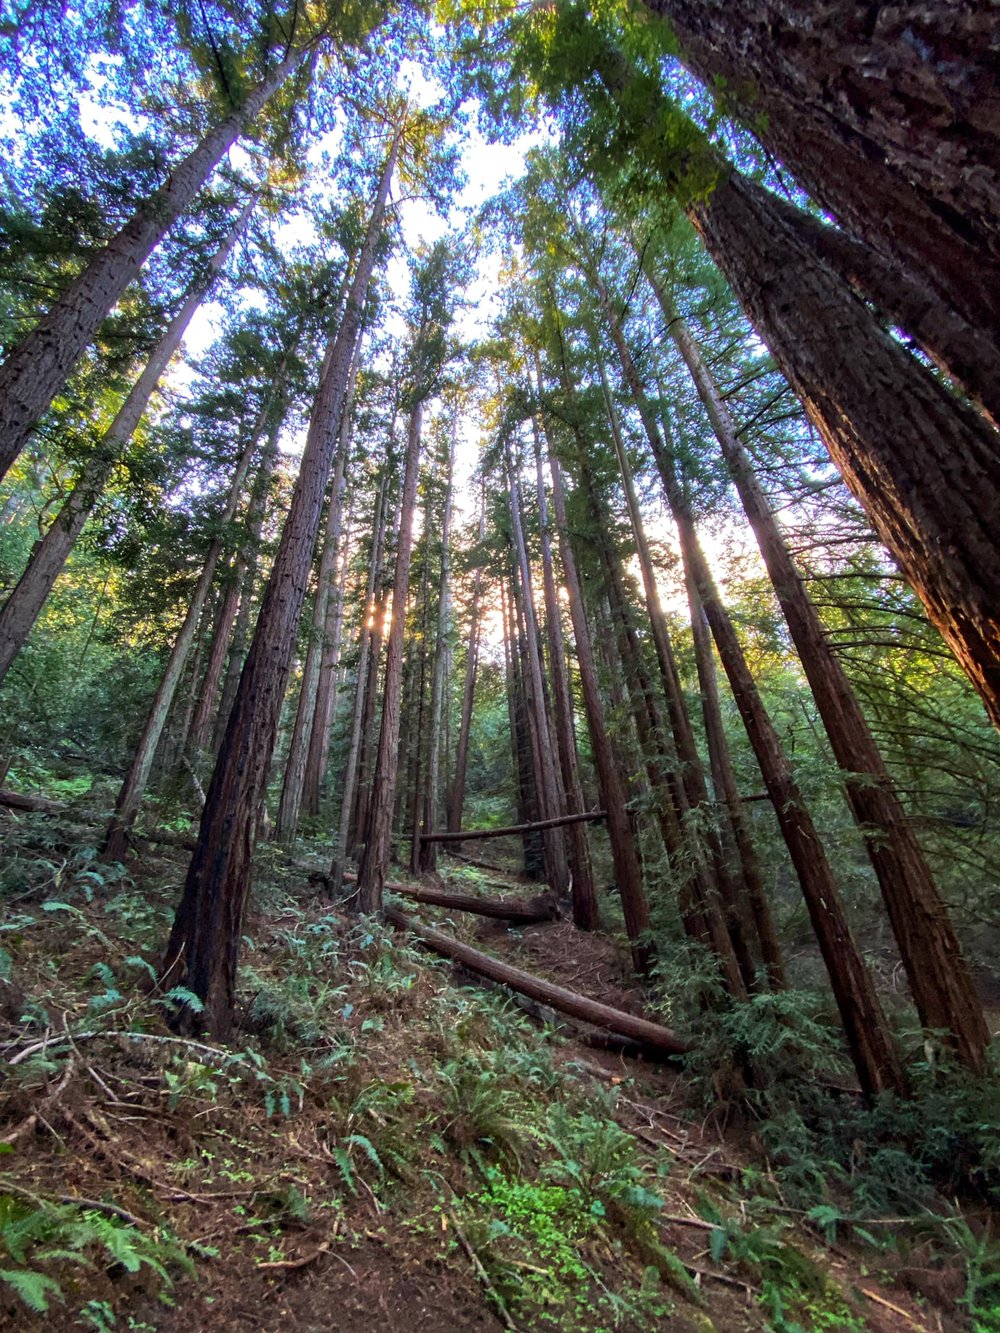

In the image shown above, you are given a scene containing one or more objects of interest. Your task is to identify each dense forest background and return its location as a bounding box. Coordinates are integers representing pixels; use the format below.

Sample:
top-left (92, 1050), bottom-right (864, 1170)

top-left (0, 2), bottom-right (998, 1329)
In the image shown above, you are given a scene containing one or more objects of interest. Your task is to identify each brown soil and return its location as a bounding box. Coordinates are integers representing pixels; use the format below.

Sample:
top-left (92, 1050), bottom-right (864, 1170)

top-left (0, 829), bottom-right (979, 1333)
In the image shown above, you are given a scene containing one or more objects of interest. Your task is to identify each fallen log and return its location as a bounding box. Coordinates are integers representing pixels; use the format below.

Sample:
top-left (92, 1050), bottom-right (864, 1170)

top-left (0, 788), bottom-right (196, 850)
top-left (419, 809), bottom-right (606, 845)
top-left (0, 788), bottom-right (67, 816)
top-left (394, 885), bottom-right (559, 924)
top-left (384, 905), bottom-right (692, 1059)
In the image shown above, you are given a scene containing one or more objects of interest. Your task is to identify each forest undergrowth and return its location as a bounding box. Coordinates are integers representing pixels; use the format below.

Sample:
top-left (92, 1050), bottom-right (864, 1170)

top-left (0, 800), bottom-right (998, 1333)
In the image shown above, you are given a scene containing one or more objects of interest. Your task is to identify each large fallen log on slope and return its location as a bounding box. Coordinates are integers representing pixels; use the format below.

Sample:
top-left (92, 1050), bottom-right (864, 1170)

top-left (0, 788), bottom-right (67, 816)
top-left (0, 788), bottom-right (197, 850)
top-left (393, 885), bottom-right (560, 924)
top-left (419, 809), bottom-right (606, 845)
top-left (384, 905), bottom-right (692, 1059)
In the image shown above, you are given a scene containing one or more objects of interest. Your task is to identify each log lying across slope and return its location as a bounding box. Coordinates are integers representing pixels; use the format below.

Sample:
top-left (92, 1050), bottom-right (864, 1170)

top-left (384, 904), bottom-right (692, 1059)
top-left (393, 885), bottom-right (560, 924)
top-left (419, 809), bottom-right (606, 845)
top-left (0, 787), bottom-right (197, 849)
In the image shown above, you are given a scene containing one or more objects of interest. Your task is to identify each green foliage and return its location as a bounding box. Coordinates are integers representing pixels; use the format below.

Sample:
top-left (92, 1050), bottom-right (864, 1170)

top-left (0, 1190), bottom-right (192, 1315)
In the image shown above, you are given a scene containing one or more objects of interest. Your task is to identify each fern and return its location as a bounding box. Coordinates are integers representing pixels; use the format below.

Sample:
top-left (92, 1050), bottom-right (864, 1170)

top-left (0, 1267), bottom-right (62, 1312)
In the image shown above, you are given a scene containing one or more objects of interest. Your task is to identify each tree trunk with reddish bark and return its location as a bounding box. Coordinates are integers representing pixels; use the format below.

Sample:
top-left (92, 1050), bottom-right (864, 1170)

top-left (274, 353), bottom-right (358, 842)
top-left (356, 397), bottom-right (424, 914)
top-left (688, 167), bottom-right (1000, 732)
top-left (603, 305), bottom-right (905, 1094)
top-left (0, 48), bottom-right (307, 482)
top-left (102, 408), bottom-right (267, 861)
top-left (657, 288), bottom-right (988, 1069)
top-left (161, 130), bottom-right (400, 1035)
top-left (549, 451), bottom-right (653, 975)
top-left (0, 202), bottom-right (253, 687)
top-left (644, 0), bottom-right (1000, 344)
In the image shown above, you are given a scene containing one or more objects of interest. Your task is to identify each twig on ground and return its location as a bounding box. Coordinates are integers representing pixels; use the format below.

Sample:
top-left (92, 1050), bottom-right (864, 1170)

top-left (1, 1056), bottom-right (76, 1142)
top-left (448, 1210), bottom-right (518, 1331)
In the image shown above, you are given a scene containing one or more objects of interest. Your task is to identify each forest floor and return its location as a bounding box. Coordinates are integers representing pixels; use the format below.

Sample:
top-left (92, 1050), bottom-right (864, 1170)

top-left (0, 810), bottom-right (995, 1332)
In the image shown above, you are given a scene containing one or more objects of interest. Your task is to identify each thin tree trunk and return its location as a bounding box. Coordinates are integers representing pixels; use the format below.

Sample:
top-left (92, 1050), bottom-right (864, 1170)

top-left (189, 570), bottom-right (242, 759)
top-left (101, 406), bottom-right (267, 860)
top-left (211, 414), bottom-right (283, 754)
top-left (686, 576), bottom-right (787, 990)
top-left (418, 419), bottom-right (457, 872)
top-left (603, 303), bottom-right (906, 1095)
top-left (531, 419), bottom-right (600, 929)
top-left (0, 202), bottom-right (253, 686)
top-left (590, 470), bottom-right (749, 996)
top-left (447, 498), bottom-right (485, 834)
top-left (0, 49), bottom-right (307, 481)
top-left (302, 521), bottom-right (352, 816)
top-left (162, 128), bottom-right (400, 1035)
top-left (356, 397), bottom-right (424, 914)
top-left (548, 451), bottom-right (652, 974)
top-left (506, 447), bottom-right (571, 898)
top-left (274, 353), bottom-right (358, 842)
top-left (659, 290), bottom-right (988, 1067)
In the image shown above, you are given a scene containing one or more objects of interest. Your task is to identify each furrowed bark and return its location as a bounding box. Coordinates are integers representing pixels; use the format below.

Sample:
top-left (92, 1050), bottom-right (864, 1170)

top-left (274, 353), bottom-right (358, 842)
top-left (689, 167), bottom-right (1000, 732)
top-left (548, 451), bottom-right (653, 974)
top-left (355, 395), bottom-right (424, 915)
top-left (644, 0), bottom-right (1000, 343)
top-left (657, 286), bottom-right (988, 1068)
top-left (606, 309), bottom-right (905, 1095)
top-left (162, 129), bottom-right (400, 1036)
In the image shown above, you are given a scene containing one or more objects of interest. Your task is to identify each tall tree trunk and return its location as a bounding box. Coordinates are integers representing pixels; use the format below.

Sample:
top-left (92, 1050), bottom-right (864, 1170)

top-left (418, 420), bottom-right (457, 872)
top-left (688, 167), bottom-right (1000, 731)
top-left (507, 447), bottom-right (571, 897)
top-left (101, 406), bottom-right (267, 860)
top-left (0, 49), bottom-right (307, 482)
top-left (447, 499), bottom-right (485, 835)
top-left (644, 0), bottom-right (1000, 338)
top-left (501, 572), bottom-right (545, 879)
top-left (274, 353), bottom-right (358, 842)
top-left (686, 576), bottom-right (787, 991)
top-left (356, 397), bottom-right (425, 914)
top-left (162, 129), bottom-right (400, 1035)
top-left (548, 451), bottom-right (652, 974)
top-left (211, 414), bottom-right (283, 754)
top-left (0, 202), bottom-right (253, 687)
top-left (588, 38), bottom-right (1000, 723)
top-left (302, 521), bottom-right (352, 816)
top-left (531, 419), bottom-right (600, 929)
top-left (588, 461), bottom-right (750, 995)
top-left (658, 288), bottom-right (988, 1067)
top-left (603, 302), bottom-right (906, 1094)
top-left (189, 568), bottom-right (242, 760)
top-left (749, 194), bottom-right (1000, 429)
top-left (329, 474), bottom-right (389, 898)
top-left (596, 351), bottom-right (784, 987)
